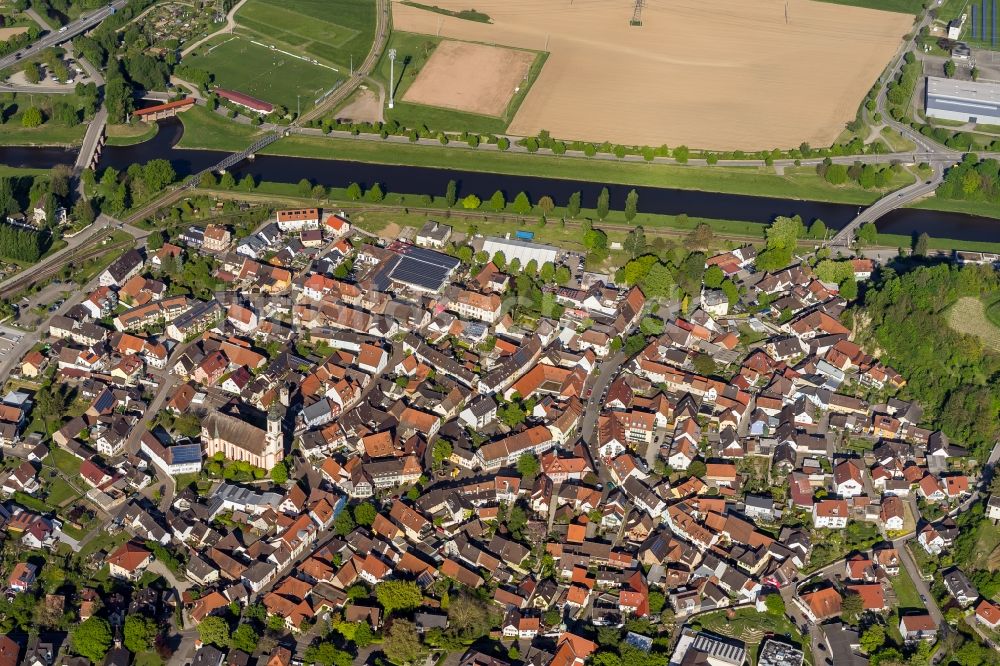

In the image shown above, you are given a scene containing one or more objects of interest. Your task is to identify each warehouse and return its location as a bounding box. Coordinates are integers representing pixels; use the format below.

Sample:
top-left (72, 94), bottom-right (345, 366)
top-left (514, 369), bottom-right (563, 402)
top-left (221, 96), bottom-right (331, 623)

top-left (925, 76), bottom-right (1000, 125)
top-left (481, 236), bottom-right (559, 267)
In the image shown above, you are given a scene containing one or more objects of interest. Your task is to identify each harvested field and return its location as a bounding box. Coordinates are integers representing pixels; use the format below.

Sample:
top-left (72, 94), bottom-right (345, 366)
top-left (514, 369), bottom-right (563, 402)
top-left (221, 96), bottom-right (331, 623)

top-left (338, 87), bottom-right (383, 123)
top-left (392, 0), bottom-right (912, 150)
top-left (947, 296), bottom-right (1000, 353)
top-left (402, 40), bottom-right (535, 116)
top-left (0, 27), bottom-right (27, 39)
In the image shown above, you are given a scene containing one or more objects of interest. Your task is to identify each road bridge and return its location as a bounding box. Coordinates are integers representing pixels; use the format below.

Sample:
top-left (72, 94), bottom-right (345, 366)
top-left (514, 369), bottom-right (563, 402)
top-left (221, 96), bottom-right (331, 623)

top-left (0, 0), bottom-right (127, 72)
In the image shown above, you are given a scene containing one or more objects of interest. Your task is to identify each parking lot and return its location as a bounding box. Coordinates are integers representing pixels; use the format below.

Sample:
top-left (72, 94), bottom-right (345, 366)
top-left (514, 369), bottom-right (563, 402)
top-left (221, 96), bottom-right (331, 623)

top-left (0, 326), bottom-right (23, 361)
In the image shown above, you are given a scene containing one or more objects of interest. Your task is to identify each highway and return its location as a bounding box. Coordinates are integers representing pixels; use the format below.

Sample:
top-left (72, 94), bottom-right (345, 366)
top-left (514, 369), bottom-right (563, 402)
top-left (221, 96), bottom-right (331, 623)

top-left (0, 0), bottom-right (127, 72)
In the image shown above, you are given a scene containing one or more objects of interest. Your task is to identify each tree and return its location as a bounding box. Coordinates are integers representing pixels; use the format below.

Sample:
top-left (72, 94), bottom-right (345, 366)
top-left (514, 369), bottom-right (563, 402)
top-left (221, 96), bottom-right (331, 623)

top-left (914, 231), bottom-right (929, 256)
top-left (567, 191), bottom-right (581, 218)
top-left (512, 191), bottom-right (532, 215)
top-left (673, 145), bottom-right (689, 163)
top-left (538, 195), bottom-right (555, 214)
top-left (642, 262), bottom-right (674, 298)
top-left (230, 624), bottom-right (259, 654)
top-left (688, 460), bottom-right (707, 478)
top-left (839, 277), bottom-right (858, 300)
top-left (703, 265), bottom-right (724, 288)
top-left (516, 453), bottom-right (540, 480)
top-left (624, 188), bottom-right (639, 221)
top-left (809, 219), bottom-right (827, 240)
top-left (447, 593), bottom-right (494, 639)
top-left (764, 594), bottom-right (785, 617)
top-left (303, 642), bottom-right (352, 666)
top-left (72, 617), bottom-right (113, 663)
top-left (298, 179), bottom-right (312, 196)
top-left (383, 620), bottom-right (422, 664)
top-left (219, 172), bottom-right (236, 189)
top-left (376, 581), bottom-right (423, 615)
top-left (123, 615), bottom-right (157, 654)
top-left (825, 164), bottom-right (848, 185)
top-left (270, 460), bottom-right (289, 484)
top-left (24, 62), bottom-right (40, 84)
top-left (692, 353), bottom-right (716, 377)
top-left (556, 265), bottom-right (572, 285)
top-left (856, 222), bottom-right (878, 246)
top-left (944, 59), bottom-right (956, 77)
top-left (73, 197), bottom-right (95, 226)
top-left (489, 190), bottom-right (506, 212)
top-left (461, 194), bottom-right (481, 209)
top-left (365, 183), bottom-right (384, 202)
top-left (353, 502), bottom-right (377, 527)
top-left (346, 182), bottom-right (362, 201)
top-left (333, 510), bottom-right (355, 536)
top-left (648, 590), bottom-right (666, 614)
top-left (623, 226), bottom-right (646, 259)
top-left (640, 316), bottom-right (664, 336)
top-left (446, 179), bottom-right (457, 207)
top-left (859, 625), bottom-right (885, 654)
top-left (312, 184), bottom-right (326, 200)
top-left (21, 107), bottom-right (43, 128)
top-left (432, 439), bottom-right (453, 468)
top-left (596, 187), bottom-right (610, 220)
top-left (841, 591), bottom-right (863, 624)
top-left (197, 616), bottom-right (230, 647)
top-left (240, 174), bottom-right (256, 191)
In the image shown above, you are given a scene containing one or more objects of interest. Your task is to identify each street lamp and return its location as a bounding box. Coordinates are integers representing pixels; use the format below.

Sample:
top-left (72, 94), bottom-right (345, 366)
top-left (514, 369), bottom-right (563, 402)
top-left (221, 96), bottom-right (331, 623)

top-left (388, 49), bottom-right (397, 110)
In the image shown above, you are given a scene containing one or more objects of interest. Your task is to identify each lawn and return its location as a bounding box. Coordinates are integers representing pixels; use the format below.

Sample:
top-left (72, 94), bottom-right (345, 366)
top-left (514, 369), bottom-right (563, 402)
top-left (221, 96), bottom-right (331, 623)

top-left (910, 196), bottom-right (1000, 220)
top-left (44, 476), bottom-right (80, 508)
top-left (0, 117), bottom-right (86, 146)
top-left (969, 519), bottom-right (1000, 571)
top-left (946, 296), bottom-right (1000, 353)
top-left (234, 0), bottom-right (376, 69)
top-left (45, 448), bottom-right (82, 477)
top-left (258, 134), bottom-right (910, 205)
top-left (372, 31), bottom-right (546, 135)
top-left (183, 35), bottom-right (342, 112)
top-left (106, 121), bottom-right (159, 146)
top-left (697, 608), bottom-right (810, 666)
top-left (880, 126), bottom-right (917, 153)
top-left (176, 105), bottom-right (262, 151)
top-left (813, 0), bottom-right (924, 13)
top-left (890, 564), bottom-right (927, 612)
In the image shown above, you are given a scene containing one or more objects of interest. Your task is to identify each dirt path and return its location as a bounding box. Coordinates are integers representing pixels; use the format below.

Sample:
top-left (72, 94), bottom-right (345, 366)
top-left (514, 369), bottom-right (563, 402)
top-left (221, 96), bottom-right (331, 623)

top-left (180, 0), bottom-right (247, 57)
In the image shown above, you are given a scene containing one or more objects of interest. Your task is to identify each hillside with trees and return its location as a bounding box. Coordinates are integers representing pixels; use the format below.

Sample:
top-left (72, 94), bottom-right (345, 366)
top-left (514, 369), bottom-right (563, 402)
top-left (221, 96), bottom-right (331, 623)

top-left (857, 262), bottom-right (1000, 460)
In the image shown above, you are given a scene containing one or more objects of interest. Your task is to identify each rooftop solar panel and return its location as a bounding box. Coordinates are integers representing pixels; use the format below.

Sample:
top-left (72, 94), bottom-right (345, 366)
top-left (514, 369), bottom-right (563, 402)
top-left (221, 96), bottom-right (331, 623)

top-left (169, 444), bottom-right (203, 465)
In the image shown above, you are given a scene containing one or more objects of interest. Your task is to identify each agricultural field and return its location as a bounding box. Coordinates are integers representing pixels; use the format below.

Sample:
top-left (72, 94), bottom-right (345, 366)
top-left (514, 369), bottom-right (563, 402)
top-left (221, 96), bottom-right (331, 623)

top-left (234, 0), bottom-right (376, 69)
top-left (815, 0), bottom-right (925, 13)
top-left (391, 0), bottom-right (912, 150)
top-left (946, 296), bottom-right (1000, 352)
top-left (183, 35), bottom-right (342, 112)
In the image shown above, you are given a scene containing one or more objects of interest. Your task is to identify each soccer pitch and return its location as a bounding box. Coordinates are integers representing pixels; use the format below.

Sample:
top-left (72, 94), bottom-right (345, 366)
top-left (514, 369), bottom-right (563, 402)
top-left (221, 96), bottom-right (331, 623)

top-left (185, 36), bottom-right (342, 112)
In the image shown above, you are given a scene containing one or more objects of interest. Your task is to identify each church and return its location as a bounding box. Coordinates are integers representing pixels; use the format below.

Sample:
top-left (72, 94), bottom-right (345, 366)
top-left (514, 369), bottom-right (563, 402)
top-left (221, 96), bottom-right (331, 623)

top-left (201, 404), bottom-right (284, 471)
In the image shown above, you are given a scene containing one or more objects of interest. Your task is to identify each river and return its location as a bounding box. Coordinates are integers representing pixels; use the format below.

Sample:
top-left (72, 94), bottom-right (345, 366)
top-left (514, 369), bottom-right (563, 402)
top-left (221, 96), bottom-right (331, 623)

top-left (1, 118), bottom-right (999, 243)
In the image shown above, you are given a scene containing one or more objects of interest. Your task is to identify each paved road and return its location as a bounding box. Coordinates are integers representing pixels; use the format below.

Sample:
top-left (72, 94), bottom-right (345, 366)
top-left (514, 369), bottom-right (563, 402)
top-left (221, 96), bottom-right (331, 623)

top-left (0, 0), bottom-right (127, 72)
top-left (579, 351), bottom-right (625, 483)
top-left (74, 106), bottom-right (107, 171)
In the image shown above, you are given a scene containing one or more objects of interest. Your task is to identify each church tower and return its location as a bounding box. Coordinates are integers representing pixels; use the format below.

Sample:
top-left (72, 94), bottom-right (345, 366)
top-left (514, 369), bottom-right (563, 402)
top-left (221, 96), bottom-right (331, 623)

top-left (264, 403), bottom-right (285, 469)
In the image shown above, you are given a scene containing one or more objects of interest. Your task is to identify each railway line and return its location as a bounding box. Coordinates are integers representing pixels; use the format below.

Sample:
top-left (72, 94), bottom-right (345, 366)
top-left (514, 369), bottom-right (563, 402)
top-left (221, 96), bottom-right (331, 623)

top-left (0, 234), bottom-right (130, 299)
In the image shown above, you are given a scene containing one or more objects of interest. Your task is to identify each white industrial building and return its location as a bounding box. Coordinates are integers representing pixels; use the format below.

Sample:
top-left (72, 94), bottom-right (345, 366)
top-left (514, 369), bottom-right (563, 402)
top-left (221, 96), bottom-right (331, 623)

top-left (481, 236), bottom-right (559, 267)
top-left (925, 76), bottom-right (1000, 125)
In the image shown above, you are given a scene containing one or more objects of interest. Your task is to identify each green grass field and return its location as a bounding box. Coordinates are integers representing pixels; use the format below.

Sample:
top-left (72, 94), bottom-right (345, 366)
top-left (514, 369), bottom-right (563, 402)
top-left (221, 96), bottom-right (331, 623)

top-left (106, 121), bottom-right (159, 147)
top-left (911, 196), bottom-right (1000, 220)
top-left (814, 0), bottom-right (924, 13)
top-left (373, 31), bottom-right (546, 135)
top-left (257, 133), bottom-right (913, 205)
top-left (234, 0), bottom-right (376, 69)
top-left (890, 564), bottom-right (927, 611)
top-left (176, 104), bottom-right (263, 151)
top-left (184, 36), bottom-right (342, 112)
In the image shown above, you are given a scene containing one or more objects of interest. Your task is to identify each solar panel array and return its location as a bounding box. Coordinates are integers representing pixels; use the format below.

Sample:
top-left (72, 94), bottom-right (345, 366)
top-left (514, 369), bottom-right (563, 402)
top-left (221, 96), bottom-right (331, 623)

top-left (389, 245), bottom-right (461, 292)
top-left (169, 444), bottom-right (203, 465)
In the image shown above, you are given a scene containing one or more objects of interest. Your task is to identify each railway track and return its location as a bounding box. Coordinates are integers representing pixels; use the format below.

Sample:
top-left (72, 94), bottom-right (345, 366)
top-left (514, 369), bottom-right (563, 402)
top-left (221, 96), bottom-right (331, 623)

top-left (0, 235), bottom-right (132, 299)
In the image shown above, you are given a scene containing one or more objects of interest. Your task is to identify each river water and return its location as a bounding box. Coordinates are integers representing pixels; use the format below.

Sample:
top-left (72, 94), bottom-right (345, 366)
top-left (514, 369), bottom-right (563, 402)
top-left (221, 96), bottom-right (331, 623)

top-left (2, 118), bottom-right (998, 243)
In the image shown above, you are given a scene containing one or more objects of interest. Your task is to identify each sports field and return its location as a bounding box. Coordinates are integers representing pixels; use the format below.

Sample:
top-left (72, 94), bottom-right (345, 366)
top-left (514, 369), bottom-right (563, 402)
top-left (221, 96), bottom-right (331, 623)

top-left (234, 0), bottom-right (376, 68)
top-left (184, 36), bottom-right (342, 112)
top-left (403, 40), bottom-right (535, 116)
top-left (392, 0), bottom-right (912, 150)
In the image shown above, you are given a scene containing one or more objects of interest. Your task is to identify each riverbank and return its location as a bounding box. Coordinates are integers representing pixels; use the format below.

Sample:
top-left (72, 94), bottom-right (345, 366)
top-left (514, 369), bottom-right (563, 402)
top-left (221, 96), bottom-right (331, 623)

top-left (106, 121), bottom-right (160, 147)
top-left (908, 196), bottom-right (1000, 221)
top-left (255, 133), bottom-right (914, 206)
top-left (197, 181), bottom-right (1000, 254)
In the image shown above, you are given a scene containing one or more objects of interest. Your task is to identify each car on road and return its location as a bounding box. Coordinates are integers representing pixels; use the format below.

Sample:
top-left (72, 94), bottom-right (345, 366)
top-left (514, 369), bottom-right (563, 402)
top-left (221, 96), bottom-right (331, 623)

top-left (920, 594), bottom-right (928, 602)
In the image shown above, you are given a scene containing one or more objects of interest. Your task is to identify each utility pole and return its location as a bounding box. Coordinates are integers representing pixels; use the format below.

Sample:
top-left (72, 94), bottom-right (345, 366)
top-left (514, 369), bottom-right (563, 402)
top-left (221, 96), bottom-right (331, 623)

top-left (388, 48), bottom-right (397, 109)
